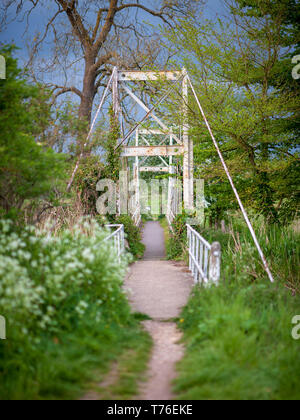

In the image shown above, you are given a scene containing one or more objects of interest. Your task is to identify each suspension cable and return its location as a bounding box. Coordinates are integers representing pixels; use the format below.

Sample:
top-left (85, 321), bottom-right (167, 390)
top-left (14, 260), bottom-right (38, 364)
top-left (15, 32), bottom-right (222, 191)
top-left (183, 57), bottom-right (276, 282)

top-left (67, 67), bottom-right (117, 192)
top-left (187, 75), bottom-right (274, 283)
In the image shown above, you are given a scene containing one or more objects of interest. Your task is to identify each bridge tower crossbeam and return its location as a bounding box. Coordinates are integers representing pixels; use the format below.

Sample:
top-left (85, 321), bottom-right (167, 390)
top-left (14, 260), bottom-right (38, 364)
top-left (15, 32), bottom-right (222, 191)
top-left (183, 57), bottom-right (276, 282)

top-left (112, 68), bottom-right (194, 226)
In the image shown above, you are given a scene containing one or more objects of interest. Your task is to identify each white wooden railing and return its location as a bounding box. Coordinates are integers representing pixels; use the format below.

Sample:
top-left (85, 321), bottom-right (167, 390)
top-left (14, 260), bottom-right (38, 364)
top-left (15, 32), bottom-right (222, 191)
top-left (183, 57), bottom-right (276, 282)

top-left (187, 224), bottom-right (221, 286)
top-left (104, 224), bottom-right (125, 261)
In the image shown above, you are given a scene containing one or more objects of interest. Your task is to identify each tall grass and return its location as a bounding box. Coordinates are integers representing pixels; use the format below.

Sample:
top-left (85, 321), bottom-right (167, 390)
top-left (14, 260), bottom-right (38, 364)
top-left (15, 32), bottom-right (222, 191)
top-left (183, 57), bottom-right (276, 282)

top-left (175, 283), bottom-right (300, 400)
top-left (174, 220), bottom-right (300, 400)
top-left (198, 220), bottom-right (300, 292)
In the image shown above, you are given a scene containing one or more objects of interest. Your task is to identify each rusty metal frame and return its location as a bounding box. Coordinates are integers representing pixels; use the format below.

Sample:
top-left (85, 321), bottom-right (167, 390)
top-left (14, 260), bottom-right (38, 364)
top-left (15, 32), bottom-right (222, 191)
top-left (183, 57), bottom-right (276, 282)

top-left (118, 71), bottom-right (181, 81)
top-left (113, 68), bottom-right (194, 216)
top-left (121, 145), bottom-right (184, 157)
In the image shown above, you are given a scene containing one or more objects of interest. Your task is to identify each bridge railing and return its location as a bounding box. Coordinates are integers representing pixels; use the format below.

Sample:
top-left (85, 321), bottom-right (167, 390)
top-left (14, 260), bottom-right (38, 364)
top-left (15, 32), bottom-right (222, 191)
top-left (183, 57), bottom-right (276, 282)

top-left (187, 224), bottom-right (221, 286)
top-left (131, 205), bottom-right (142, 227)
top-left (167, 178), bottom-right (181, 229)
top-left (104, 224), bottom-right (125, 261)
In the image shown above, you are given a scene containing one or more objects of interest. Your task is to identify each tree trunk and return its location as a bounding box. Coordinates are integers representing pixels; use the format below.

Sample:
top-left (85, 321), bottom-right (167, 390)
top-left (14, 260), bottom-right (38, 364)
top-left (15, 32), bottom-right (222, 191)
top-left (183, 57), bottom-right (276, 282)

top-left (78, 56), bottom-right (97, 125)
top-left (75, 56), bottom-right (98, 158)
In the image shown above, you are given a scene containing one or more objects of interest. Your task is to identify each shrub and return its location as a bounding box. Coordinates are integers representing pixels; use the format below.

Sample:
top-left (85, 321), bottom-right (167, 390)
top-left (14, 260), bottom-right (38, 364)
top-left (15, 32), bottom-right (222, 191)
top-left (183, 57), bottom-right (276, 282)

top-left (0, 46), bottom-right (67, 218)
top-left (166, 213), bottom-right (189, 260)
top-left (112, 215), bottom-right (145, 259)
top-left (0, 218), bottom-right (144, 399)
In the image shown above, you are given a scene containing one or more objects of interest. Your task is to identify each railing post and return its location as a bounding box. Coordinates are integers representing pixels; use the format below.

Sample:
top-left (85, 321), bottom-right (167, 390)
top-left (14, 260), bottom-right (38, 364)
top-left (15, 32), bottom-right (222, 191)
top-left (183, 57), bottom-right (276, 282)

top-left (188, 226), bottom-right (192, 271)
top-left (208, 242), bottom-right (221, 286)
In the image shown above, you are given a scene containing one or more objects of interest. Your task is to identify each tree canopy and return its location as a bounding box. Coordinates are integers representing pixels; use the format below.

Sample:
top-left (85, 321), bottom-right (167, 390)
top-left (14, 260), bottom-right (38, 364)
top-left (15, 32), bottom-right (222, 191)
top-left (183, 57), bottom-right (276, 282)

top-left (0, 46), bottom-right (67, 219)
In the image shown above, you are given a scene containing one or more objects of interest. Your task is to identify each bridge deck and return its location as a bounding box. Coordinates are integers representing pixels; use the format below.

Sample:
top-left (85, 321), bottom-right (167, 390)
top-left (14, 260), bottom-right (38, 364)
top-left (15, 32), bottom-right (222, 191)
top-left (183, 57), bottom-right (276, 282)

top-left (124, 221), bottom-right (193, 400)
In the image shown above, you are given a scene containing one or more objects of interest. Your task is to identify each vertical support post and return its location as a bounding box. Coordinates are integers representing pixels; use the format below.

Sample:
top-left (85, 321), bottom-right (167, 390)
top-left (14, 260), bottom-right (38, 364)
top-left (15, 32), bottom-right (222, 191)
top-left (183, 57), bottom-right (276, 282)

top-left (0, 315), bottom-right (6, 340)
top-left (182, 68), bottom-right (194, 211)
top-left (188, 227), bottom-right (192, 272)
top-left (209, 242), bottom-right (221, 286)
top-left (135, 129), bottom-right (140, 224)
top-left (168, 129), bottom-right (175, 223)
top-left (113, 68), bottom-right (128, 216)
top-left (112, 67), bottom-right (119, 120)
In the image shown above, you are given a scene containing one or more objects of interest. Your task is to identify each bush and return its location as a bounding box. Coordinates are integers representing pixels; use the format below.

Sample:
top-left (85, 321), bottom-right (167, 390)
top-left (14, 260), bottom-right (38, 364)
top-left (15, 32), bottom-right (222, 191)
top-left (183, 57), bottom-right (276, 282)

top-left (0, 46), bottom-right (67, 218)
top-left (113, 215), bottom-right (145, 259)
top-left (0, 218), bottom-right (146, 399)
top-left (166, 213), bottom-right (189, 260)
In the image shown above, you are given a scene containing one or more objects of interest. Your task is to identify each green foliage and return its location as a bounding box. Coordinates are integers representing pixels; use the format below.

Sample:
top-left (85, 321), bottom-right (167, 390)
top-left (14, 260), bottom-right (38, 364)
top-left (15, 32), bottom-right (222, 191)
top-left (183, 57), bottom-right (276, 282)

top-left (48, 102), bottom-right (90, 155)
top-left (164, 2), bottom-right (300, 225)
top-left (174, 220), bottom-right (300, 400)
top-left (197, 221), bottom-right (299, 289)
top-left (74, 156), bottom-right (105, 215)
top-left (0, 46), bottom-right (67, 217)
top-left (175, 281), bottom-right (300, 400)
top-left (103, 107), bottom-right (121, 182)
top-left (0, 218), bottom-right (147, 399)
top-left (72, 106), bottom-right (121, 216)
top-left (113, 215), bottom-right (145, 259)
top-left (165, 213), bottom-right (190, 260)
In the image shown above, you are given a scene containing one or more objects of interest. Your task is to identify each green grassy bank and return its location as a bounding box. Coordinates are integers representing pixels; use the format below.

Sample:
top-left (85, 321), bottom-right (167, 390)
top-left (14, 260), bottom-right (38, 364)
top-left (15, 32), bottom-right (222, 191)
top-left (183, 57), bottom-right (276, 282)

top-left (165, 217), bottom-right (300, 400)
top-left (0, 219), bottom-right (150, 400)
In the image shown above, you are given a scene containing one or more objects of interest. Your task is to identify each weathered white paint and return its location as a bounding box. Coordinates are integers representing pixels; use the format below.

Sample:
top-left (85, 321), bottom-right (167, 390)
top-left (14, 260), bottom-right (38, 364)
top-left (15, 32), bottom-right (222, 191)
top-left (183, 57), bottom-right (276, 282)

top-left (0, 315), bottom-right (6, 340)
top-left (121, 146), bottom-right (184, 157)
top-left (140, 167), bottom-right (170, 172)
top-left (209, 242), bottom-right (221, 286)
top-left (118, 71), bottom-right (181, 81)
top-left (182, 68), bottom-right (194, 211)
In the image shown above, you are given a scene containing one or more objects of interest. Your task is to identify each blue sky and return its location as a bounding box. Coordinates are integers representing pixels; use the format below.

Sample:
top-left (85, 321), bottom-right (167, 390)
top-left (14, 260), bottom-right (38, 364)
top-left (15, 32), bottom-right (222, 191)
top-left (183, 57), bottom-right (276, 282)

top-left (0, 0), bottom-right (227, 117)
top-left (0, 0), bottom-right (226, 55)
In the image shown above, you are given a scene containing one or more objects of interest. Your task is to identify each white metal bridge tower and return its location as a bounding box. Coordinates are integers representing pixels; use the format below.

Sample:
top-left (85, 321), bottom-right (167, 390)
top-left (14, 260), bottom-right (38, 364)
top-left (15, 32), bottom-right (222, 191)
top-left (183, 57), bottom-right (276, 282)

top-left (111, 68), bottom-right (194, 226)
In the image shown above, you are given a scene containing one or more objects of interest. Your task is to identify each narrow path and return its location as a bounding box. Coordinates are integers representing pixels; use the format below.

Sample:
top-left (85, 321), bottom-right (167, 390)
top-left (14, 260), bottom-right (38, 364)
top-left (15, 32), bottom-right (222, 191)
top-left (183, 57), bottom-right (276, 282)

top-left (142, 221), bottom-right (166, 260)
top-left (125, 221), bottom-right (193, 400)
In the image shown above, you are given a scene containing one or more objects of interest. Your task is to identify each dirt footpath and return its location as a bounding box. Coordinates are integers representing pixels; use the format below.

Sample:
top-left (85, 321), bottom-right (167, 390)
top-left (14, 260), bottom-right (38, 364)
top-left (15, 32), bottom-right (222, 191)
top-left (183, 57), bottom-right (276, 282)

top-left (125, 221), bottom-right (194, 400)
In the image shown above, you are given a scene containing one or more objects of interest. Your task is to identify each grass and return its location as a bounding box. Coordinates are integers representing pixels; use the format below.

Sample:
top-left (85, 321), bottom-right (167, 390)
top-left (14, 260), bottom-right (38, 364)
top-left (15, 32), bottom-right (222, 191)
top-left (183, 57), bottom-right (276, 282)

top-left (0, 219), bottom-right (151, 400)
top-left (159, 217), bottom-right (172, 259)
top-left (172, 220), bottom-right (300, 400)
top-left (98, 327), bottom-right (152, 400)
top-left (159, 216), bottom-right (187, 260)
top-left (175, 283), bottom-right (300, 400)
top-left (0, 307), bottom-right (151, 400)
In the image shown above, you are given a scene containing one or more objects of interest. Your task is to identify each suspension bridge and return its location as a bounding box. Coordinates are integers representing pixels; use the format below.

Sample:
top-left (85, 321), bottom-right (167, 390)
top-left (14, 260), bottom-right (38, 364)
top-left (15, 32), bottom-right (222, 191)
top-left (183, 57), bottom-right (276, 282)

top-left (93, 67), bottom-right (273, 284)
top-left (83, 67), bottom-right (276, 400)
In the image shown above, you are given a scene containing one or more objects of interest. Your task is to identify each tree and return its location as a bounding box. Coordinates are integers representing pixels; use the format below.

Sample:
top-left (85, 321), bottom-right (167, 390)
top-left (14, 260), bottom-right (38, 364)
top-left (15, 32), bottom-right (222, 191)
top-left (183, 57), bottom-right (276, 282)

top-left (229, 0), bottom-right (300, 223)
top-left (164, 0), bottom-right (300, 224)
top-left (1, 0), bottom-right (202, 130)
top-left (0, 46), bottom-right (67, 219)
